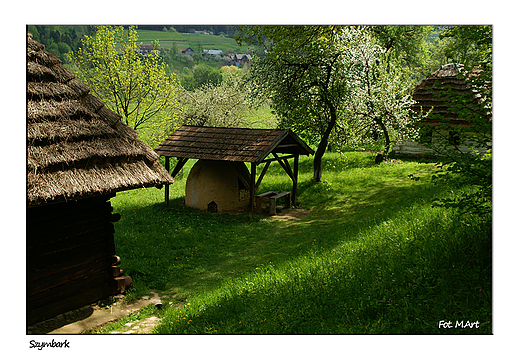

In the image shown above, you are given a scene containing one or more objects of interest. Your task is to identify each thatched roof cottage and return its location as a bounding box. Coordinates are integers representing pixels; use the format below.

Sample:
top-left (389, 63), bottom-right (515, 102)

top-left (27, 33), bottom-right (174, 326)
top-left (393, 63), bottom-right (490, 156)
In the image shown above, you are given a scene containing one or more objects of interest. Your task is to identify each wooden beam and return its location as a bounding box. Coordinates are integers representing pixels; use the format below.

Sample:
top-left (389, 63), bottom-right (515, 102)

top-left (171, 157), bottom-right (188, 178)
top-left (271, 153), bottom-right (299, 205)
top-left (273, 153), bottom-right (295, 182)
top-left (281, 158), bottom-right (294, 181)
top-left (165, 157), bottom-right (188, 206)
top-left (255, 162), bottom-right (270, 190)
top-left (249, 162), bottom-right (256, 218)
top-left (293, 154), bottom-right (299, 205)
top-left (258, 154), bottom-right (295, 164)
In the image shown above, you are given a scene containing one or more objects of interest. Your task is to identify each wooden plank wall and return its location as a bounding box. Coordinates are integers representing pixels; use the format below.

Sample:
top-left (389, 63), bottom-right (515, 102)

top-left (27, 194), bottom-right (127, 325)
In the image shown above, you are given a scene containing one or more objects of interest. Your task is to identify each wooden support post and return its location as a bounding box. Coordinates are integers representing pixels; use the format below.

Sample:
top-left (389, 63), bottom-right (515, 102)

top-left (164, 156), bottom-right (170, 206)
top-left (171, 157), bottom-right (188, 178)
top-left (272, 152), bottom-right (299, 205)
top-left (250, 162), bottom-right (256, 218)
top-left (255, 162), bottom-right (270, 190)
top-left (293, 154), bottom-right (299, 205)
top-left (164, 157), bottom-right (188, 206)
top-left (273, 153), bottom-right (295, 182)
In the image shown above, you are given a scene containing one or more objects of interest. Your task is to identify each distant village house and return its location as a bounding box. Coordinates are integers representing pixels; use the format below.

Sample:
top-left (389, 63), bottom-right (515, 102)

top-left (181, 47), bottom-right (194, 56)
top-left (203, 49), bottom-right (223, 56)
top-left (233, 54), bottom-right (251, 65)
top-left (138, 44), bottom-right (155, 56)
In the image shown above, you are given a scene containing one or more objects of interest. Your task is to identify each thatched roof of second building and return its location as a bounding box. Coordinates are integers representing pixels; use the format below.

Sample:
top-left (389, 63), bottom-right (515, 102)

top-left (412, 63), bottom-right (489, 126)
top-left (27, 33), bottom-right (174, 207)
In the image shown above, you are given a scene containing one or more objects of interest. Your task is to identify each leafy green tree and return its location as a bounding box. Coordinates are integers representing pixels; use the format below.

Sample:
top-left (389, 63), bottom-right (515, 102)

top-left (178, 70), bottom-right (251, 128)
top-left (56, 42), bottom-right (72, 63)
top-left (181, 63), bottom-right (223, 91)
top-left (171, 42), bottom-right (178, 56)
top-left (29, 25), bottom-right (91, 64)
top-left (220, 65), bottom-right (243, 79)
top-left (27, 25), bottom-right (41, 42)
top-left (69, 25), bottom-right (182, 146)
top-left (439, 25), bottom-right (492, 66)
top-left (369, 25), bottom-right (439, 81)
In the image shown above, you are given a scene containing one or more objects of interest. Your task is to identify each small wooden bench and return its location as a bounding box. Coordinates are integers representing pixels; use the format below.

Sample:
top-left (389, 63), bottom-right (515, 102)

top-left (269, 191), bottom-right (291, 215)
top-left (255, 191), bottom-right (279, 212)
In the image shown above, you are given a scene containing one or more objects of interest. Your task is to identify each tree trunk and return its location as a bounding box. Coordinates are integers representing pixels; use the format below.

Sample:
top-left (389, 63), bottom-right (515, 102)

top-left (313, 106), bottom-right (337, 182)
top-left (313, 147), bottom-right (324, 182)
top-left (374, 116), bottom-right (391, 157)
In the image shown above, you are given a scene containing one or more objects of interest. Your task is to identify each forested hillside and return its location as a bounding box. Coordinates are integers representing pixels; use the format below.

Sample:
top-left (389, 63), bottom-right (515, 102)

top-left (27, 25), bottom-right (92, 63)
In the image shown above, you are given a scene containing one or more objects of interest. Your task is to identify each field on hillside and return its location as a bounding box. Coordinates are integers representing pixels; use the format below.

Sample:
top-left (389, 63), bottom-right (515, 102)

top-left (136, 29), bottom-right (249, 54)
top-left (99, 151), bottom-right (492, 335)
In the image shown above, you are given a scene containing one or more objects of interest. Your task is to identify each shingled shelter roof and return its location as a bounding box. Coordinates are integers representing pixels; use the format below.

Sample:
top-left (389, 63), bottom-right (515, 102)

top-left (27, 33), bottom-right (174, 207)
top-left (412, 63), bottom-right (488, 126)
top-left (154, 125), bottom-right (314, 163)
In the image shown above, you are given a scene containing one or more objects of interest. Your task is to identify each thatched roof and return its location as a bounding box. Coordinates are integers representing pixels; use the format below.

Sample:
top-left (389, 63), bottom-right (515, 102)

top-left (27, 33), bottom-right (174, 207)
top-left (412, 63), bottom-right (487, 126)
top-left (154, 125), bottom-right (314, 163)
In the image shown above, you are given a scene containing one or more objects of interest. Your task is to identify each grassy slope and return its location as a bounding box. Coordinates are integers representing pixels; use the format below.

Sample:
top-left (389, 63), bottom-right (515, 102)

top-left (109, 152), bottom-right (491, 334)
top-left (136, 29), bottom-right (246, 54)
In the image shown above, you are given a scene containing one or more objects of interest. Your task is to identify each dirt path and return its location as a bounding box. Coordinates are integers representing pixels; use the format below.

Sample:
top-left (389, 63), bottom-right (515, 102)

top-left (271, 207), bottom-right (312, 224)
top-left (108, 315), bottom-right (162, 334)
top-left (28, 292), bottom-right (163, 334)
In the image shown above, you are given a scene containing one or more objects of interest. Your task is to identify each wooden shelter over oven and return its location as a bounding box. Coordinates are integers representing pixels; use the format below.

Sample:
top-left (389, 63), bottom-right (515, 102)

top-left (26, 33), bottom-right (174, 326)
top-left (154, 125), bottom-right (314, 215)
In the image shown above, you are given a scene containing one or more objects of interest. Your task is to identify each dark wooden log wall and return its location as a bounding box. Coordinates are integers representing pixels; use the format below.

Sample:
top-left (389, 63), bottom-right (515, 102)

top-left (27, 194), bottom-right (129, 326)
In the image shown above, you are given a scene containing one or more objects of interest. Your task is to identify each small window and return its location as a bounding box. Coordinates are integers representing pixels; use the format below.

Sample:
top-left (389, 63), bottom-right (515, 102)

top-left (237, 177), bottom-right (248, 201)
top-left (449, 131), bottom-right (461, 146)
top-left (420, 128), bottom-right (433, 144)
top-left (238, 177), bottom-right (247, 190)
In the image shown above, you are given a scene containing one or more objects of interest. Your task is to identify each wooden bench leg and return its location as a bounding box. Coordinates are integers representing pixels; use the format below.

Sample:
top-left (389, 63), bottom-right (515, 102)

top-left (269, 197), bottom-right (277, 215)
top-left (269, 192), bottom-right (291, 215)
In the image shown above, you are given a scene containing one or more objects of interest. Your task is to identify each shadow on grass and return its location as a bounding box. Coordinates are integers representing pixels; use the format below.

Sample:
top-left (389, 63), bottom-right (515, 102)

top-left (154, 206), bottom-right (491, 334)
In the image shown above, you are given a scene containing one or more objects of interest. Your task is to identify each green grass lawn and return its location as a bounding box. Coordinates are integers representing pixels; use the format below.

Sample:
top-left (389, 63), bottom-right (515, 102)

top-left (107, 151), bottom-right (491, 334)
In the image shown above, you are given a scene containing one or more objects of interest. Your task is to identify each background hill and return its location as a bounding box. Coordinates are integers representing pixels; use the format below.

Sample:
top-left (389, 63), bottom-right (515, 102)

top-left (27, 25), bottom-right (255, 75)
top-left (136, 28), bottom-right (251, 55)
